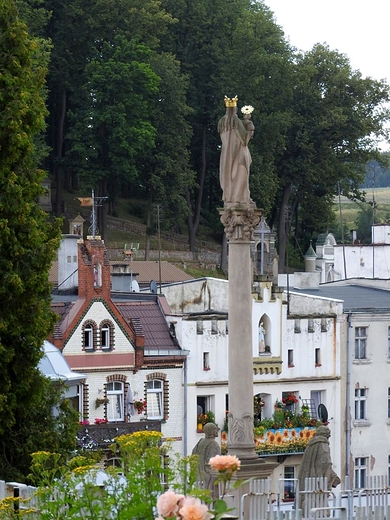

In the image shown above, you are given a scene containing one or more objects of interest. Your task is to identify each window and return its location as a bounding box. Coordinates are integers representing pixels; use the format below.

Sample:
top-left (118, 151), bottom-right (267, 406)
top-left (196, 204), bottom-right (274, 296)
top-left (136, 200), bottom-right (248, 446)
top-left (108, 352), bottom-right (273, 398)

top-left (355, 457), bottom-right (368, 488)
top-left (294, 319), bottom-right (301, 333)
top-left (301, 398), bottom-right (317, 419)
top-left (321, 318), bottom-right (327, 332)
top-left (84, 325), bottom-right (93, 349)
top-left (388, 456), bottom-right (390, 486)
top-left (69, 384), bottom-right (83, 417)
top-left (82, 321), bottom-right (96, 351)
top-left (100, 322), bottom-right (113, 350)
top-left (147, 380), bottom-right (163, 419)
top-left (315, 348), bottom-right (321, 366)
top-left (308, 319), bottom-right (314, 333)
top-left (355, 327), bottom-right (367, 359)
top-left (388, 326), bottom-right (390, 358)
top-left (197, 396), bottom-right (213, 417)
top-left (388, 388), bottom-right (390, 419)
top-left (107, 381), bottom-right (124, 422)
top-left (284, 466), bottom-right (296, 501)
top-left (197, 320), bottom-right (203, 335)
top-left (355, 388), bottom-right (367, 420)
top-left (203, 352), bottom-right (210, 370)
top-left (211, 319), bottom-right (218, 334)
top-left (288, 349), bottom-right (294, 367)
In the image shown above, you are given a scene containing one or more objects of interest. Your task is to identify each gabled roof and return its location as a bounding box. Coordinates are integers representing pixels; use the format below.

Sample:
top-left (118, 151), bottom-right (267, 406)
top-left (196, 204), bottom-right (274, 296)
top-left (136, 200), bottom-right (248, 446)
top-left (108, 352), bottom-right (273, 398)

top-left (51, 293), bottom-right (182, 354)
top-left (114, 299), bottom-right (181, 352)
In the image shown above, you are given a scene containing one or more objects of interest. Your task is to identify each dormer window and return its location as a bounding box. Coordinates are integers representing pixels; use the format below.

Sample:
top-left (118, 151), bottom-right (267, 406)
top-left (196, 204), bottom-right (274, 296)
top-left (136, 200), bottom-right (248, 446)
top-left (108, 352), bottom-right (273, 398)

top-left (100, 321), bottom-right (114, 350)
top-left (84, 325), bottom-right (93, 349)
top-left (82, 321), bottom-right (97, 351)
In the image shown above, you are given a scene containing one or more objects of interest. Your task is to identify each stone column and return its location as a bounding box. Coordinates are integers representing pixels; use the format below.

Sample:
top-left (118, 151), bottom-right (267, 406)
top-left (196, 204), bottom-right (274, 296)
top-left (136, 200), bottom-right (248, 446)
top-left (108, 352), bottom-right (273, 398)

top-left (219, 203), bottom-right (261, 460)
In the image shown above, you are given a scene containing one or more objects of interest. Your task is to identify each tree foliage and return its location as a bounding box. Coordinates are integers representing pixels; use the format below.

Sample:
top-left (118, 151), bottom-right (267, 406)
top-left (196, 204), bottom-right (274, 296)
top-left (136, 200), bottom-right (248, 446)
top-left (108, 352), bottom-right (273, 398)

top-left (35, 0), bottom-right (390, 262)
top-left (271, 44), bottom-right (390, 271)
top-left (0, 0), bottom-right (77, 480)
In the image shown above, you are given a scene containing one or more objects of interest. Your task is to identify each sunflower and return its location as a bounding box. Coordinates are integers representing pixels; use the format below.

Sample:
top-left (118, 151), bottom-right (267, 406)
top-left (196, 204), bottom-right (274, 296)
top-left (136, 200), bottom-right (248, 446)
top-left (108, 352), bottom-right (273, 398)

top-left (268, 433), bottom-right (275, 443)
top-left (221, 431), bottom-right (228, 442)
top-left (291, 429), bottom-right (297, 438)
top-left (299, 430), bottom-right (304, 439)
top-left (283, 430), bottom-right (289, 438)
top-left (305, 429), bottom-right (312, 439)
top-left (275, 434), bottom-right (283, 445)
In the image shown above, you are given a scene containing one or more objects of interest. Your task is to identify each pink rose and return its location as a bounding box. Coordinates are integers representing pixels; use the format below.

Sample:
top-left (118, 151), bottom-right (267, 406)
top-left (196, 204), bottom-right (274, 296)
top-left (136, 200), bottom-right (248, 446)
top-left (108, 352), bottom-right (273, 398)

top-left (157, 490), bottom-right (184, 518)
top-left (208, 454), bottom-right (241, 473)
top-left (179, 497), bottom-right (211, 520)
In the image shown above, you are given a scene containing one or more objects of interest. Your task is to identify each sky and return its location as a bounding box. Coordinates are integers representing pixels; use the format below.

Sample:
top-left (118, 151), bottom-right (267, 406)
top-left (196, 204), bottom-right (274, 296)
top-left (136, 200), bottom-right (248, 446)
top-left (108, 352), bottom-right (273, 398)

top-left (264, 0), bottom-right (390, 82)
top-left (264, 0), bottom-right (390, 150)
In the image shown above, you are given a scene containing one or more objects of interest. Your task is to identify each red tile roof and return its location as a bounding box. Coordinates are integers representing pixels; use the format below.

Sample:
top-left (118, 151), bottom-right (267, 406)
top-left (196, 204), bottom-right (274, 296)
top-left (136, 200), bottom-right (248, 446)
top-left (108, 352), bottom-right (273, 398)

top-left (115, 299), bottom-right (179, 351)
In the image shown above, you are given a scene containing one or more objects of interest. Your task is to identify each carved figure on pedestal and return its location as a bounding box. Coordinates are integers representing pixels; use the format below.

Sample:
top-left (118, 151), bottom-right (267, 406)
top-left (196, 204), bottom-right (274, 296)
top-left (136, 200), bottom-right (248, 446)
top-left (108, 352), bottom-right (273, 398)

top-left (192, 422), bottom-right (220, 498)
top-left (298, 425), bottom-right (340, 516)
top-left (218, 97), bottom-right (254, 205)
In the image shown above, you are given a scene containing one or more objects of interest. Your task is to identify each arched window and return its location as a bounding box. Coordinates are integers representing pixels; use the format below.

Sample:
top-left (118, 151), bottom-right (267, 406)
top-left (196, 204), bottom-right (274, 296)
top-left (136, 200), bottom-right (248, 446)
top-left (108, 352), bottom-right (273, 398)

top-left (147, 380), bottom-right (163, 420)
top-left (100, 320), bottom-right (114, 350)
top-left (107, 381), bottom-right (124, 422)
top-left (82, 321), bottom-right (97, 351)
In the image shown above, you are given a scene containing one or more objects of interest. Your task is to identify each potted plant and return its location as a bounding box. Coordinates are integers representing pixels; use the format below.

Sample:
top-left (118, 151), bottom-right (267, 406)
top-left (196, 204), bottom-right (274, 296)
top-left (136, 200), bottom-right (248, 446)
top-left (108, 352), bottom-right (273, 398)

top-left (274, 399), bottom-right (284, 410)
top-left (197, 410), bottom-right (215, 430)
top-left (133, 399), bottom-right (146, 414)
top-left (282, 392), bottom-right (298, 406)
top-left (95, 397), bottom-right (109, 409)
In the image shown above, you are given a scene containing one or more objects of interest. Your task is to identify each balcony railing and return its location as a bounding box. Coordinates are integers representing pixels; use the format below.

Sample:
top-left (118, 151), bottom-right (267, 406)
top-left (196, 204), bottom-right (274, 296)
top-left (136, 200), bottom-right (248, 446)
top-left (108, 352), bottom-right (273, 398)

top-left (77, 420), bottom-right (161, 450)
top-left (255, 427), bottom-right (316, 457)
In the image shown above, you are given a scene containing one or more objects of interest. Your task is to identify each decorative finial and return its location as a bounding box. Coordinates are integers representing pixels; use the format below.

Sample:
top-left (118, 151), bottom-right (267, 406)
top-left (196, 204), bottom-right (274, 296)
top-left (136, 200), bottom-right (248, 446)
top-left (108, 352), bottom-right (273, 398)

top-left (224, 95), bottom-right (238, 107)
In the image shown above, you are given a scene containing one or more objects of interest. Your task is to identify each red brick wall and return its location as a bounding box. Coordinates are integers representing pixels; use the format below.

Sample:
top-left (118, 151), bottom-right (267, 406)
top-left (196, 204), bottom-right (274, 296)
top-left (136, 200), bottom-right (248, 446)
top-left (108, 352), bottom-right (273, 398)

top-left (78, 237), bottom-right (111, 300)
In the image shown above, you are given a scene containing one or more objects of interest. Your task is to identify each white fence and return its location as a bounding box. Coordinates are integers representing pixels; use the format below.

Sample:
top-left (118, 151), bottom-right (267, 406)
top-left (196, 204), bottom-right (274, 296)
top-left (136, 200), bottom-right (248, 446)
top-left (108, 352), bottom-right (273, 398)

top-left (2, 475), bottom-right (390, 519)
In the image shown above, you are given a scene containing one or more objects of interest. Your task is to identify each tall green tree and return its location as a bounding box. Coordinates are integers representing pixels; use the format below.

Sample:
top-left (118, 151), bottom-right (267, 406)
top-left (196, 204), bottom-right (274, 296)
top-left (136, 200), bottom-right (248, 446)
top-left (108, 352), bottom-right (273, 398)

top-left (160, 0), bottom-right (293, 251)
top-left (137, 52), bottom-right (195, 257)
top-left (67, 33), bottom-right (160, 237)
top-left (0, 0), bottom-right (76, 480)
top-left (272, 44), bottom-right (390, 272)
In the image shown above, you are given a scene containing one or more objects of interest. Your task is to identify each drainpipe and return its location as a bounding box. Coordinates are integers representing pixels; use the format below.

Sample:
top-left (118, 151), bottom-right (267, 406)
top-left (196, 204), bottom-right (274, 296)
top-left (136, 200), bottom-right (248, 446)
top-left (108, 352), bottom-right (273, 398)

top-left (346, 313), bottom-right (353, 520)
top-left (183, 355), bottom-right (188, 456)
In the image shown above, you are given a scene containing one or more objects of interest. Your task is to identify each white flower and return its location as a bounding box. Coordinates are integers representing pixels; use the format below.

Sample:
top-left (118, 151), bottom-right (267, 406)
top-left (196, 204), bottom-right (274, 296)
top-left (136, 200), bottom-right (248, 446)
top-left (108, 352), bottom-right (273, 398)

top-left (241, 105), bottom-right (254, 115)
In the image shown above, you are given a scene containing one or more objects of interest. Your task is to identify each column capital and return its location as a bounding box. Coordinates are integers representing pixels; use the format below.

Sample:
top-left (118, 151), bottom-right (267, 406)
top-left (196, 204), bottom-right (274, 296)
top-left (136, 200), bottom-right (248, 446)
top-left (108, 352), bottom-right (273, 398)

top-left (219, 204), bottom-right (262, 242)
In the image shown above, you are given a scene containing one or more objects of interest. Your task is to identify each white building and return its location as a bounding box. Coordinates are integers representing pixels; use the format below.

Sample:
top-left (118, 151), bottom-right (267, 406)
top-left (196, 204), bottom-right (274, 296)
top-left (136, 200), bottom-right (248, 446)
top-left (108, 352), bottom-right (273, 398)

top-left (163, 276), bottom-right (343, 494)
top-left (290, 278), bottom-right (390, 483)
top-left (333, 241), bottom-right (390, 279)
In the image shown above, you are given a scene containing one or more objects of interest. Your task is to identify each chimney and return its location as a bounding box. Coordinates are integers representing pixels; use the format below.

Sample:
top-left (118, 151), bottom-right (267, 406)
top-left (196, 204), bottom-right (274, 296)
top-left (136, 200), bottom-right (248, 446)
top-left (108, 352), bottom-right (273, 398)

top-left (77, 236), bottom-right (111, 300)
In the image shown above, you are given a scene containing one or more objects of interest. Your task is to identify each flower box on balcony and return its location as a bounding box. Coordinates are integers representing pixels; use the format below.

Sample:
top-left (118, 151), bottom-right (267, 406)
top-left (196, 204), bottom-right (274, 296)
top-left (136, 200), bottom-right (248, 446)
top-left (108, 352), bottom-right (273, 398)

top-left (254, 427), bottom-right (317, 456)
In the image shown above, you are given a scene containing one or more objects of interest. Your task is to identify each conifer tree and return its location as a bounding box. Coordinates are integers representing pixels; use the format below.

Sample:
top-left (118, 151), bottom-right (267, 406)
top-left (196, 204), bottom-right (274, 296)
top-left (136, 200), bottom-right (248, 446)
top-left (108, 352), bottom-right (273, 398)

top-left (0, 0), bottom-right (76, 480)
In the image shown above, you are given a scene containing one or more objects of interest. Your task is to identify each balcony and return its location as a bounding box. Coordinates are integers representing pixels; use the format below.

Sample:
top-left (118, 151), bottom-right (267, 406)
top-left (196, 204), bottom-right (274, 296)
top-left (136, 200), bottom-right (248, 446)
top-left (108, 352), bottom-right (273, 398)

top-left (77, 420), bottom-right (161, 450)
top-left (255, 426), bottom-right (317, 457)
top-left (253, 399), bottom-right (321, 457)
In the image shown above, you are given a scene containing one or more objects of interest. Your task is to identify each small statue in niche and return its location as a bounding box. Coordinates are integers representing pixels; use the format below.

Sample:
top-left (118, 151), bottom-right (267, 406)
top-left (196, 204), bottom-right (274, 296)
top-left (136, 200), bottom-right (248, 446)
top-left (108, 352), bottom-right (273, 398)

top-left (258, 321), bottom-right (265, 354)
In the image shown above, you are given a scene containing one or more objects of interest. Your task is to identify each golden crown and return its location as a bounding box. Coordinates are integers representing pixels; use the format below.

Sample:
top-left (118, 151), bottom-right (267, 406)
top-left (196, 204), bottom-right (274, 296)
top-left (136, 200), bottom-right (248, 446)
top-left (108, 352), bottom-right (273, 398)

top-left (224, 95), bottom-right (238, 107)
